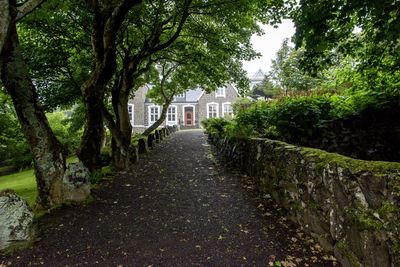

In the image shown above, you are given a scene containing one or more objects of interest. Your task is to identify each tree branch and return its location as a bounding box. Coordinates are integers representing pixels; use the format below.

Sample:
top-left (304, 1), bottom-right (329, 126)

top-left (16, 0), bottom-right (45, 21)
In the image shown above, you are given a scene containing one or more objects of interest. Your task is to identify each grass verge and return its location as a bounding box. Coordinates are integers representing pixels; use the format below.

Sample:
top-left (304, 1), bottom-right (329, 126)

top-left (0, 156), bottom-right (80, 206)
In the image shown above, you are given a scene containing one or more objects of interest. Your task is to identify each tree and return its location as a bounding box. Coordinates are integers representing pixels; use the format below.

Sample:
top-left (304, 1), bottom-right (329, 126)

top-left (142, 62), bottom-right (182, 136)
top-left (250, 77), bottom-right (282, 100)
top-left (293, 0), bottom-right (400, 74)
top-left (5, 0), bottom-right (294, 173)
top-left (76, 0), bottom-right (142, 171)
top-left (0, 0), bottom-right (142, 208)
top-left (269, 39), bottom-right (320, 94)
top-left (0, 0), bottom-right (67, 208)
top-left (18, 0), bottom-right (92, 112)
top-left (100, 0), bottom-right (292, 170)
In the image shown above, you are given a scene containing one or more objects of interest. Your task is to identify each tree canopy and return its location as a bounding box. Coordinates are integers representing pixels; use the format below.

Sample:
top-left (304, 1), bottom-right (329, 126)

top-left (293, 0), bottom-right (400, 74)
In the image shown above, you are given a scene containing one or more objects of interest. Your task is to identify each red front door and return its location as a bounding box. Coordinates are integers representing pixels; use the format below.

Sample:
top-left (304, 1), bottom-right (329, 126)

top-left (185, 111), bottom-right (193, 126)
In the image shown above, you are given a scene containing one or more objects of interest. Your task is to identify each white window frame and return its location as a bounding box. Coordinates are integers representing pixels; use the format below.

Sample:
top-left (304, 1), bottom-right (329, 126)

top-left (148, 105), bottom-right (160, 125)
top-left (215, 87), bottom-right (225, 97)
top-left (182, 104), bottom-right (196, 125)
top-left (206, 102), bottom-right (219, 118)
top-left (166, 105), bottom-right (178, 125)
top-left (128, 104), bottom-right (134, 126)
top-left (222, 102), bottom-right (233, 117)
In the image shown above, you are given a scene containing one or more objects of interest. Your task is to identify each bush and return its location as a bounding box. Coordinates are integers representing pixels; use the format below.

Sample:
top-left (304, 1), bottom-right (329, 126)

top-left (271, 95), bottom-right (334, 142)
top-left (221, 88), bottom-right (400, 144)
top-left (233, 100), bottom-right (278, 138)
top-left (201, 117), bottom-right (231, 137)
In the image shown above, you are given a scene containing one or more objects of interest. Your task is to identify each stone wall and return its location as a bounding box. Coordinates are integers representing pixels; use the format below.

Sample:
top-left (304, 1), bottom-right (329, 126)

top-left (210, 134), bottom-right (400, 267)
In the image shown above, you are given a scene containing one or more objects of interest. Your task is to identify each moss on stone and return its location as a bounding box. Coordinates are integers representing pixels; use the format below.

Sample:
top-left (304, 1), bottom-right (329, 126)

top-left (336, 241), bottom-right (362, 267)
top-left (300, 146), bottom-right (400, 174)
top-left (377, 201), bottom-right (399, 220)
top-left (346, 207), bottom-right (384, 231)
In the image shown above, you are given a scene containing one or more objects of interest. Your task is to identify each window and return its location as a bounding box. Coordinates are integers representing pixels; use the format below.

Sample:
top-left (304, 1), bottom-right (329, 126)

top-left (128, 104), bottom-right (134, 125)
top-left (223, 103), bottom-right (233, 117)
top-left (149, 106), bottom-right (160, 124)
top-left (167, 106), bottom-right (177, 124)
top-left (207, 103), bottom-right (218, 118)
top-left (216, 87), bottom-right (225, 97)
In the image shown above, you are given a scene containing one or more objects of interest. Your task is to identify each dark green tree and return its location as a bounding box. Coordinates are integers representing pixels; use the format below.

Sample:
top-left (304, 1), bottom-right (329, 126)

top-left (269, 38), bottom-right (320, 94)
top-left (293, 0), bottom-right (400, 74)
top-left (0, 0), bottom-right (67, 208)
top-left (99, 0), bottom-right (293, 170)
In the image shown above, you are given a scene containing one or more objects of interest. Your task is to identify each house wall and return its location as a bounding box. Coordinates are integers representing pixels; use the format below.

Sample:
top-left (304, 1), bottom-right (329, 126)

top-left (131, 84), bottom-right (238, 133)
top-left (130, 86), bottom-right (148, 129)
top-left (179, 103), bottom-right (199, 127)
top-left (197, 84), bottom-right (238, 125)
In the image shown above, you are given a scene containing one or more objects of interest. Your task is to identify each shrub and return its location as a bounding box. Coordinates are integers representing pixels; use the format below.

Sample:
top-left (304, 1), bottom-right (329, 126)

top-left (271, 95), bottom-right (334, 142)
top-left (201, 117), bottom-right (231, 137)
top-left (234, 100), bottom-right (278, 138)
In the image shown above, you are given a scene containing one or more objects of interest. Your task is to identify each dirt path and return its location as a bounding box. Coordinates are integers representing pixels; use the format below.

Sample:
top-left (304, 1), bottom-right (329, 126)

top-left (1, 130), bottom-right (338, 266)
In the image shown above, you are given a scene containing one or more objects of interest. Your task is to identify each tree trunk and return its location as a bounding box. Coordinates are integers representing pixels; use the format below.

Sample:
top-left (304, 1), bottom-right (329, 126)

top-left (0, 16), bottom-right (66, 209)
top-left (76, 0), bottom-right (142, 171)
top-left (110, 82), bottom-right (132, 170)
top-left (143, 102), bottom-right (170, 136)
top-left (77, 86), bottom-right (104, 172)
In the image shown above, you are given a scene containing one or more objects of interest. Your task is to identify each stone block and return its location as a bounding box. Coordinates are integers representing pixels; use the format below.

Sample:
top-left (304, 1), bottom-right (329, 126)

top-left (155, 130), bottom-right (160, 143)
top-left (129, 146), bottom-right (139, 163)
top-left (0, 190), bottom-right (34, 251)
top-left (62, 162), bottom-right (91, 202)
top-left (148, 134), bottom-right (154, 148)
top-left (138, 138), bottom-right (148, 154)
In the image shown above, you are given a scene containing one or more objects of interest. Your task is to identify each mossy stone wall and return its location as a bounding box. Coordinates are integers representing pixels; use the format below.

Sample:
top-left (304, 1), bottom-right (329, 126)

top-left (210, 134), bottom-right (400, 267)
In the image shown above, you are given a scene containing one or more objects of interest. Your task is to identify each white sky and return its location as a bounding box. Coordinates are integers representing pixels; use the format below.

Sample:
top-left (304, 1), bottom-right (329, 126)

top-left (242, 19), bottom-right (296, 76)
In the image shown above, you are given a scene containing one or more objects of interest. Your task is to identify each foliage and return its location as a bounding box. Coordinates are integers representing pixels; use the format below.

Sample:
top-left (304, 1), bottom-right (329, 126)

top-left (214, 87), bottom-right (400, 143)
top-left (268, 39), bottom-right (321, 94)
top-left (46, 111), bottom-right (82, 155)
top-left (271, 96), bottom-right (334, 142)
top-left (89, 166), bottom-right (114, 185)
top-left (201, 118), bottom-right (231, 137)
top-left (293, 0), bottom-right (400, 77)
top-left (249, 79), bottom-right (282, 99)
top-left (18, 0), bottom-right (92, 111)
top-left (233, 100), bottom-right (278, 138)
top-left (0, 92), bottom-right (31, 168)
top-left (131, 133), bottom-right (145, 146)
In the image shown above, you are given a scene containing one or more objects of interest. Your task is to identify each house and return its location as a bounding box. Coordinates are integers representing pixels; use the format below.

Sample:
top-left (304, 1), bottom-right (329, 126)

top-left (249, 69), bottom-right (265, 90)
top-left (128, 84), bottom-right (238, 132)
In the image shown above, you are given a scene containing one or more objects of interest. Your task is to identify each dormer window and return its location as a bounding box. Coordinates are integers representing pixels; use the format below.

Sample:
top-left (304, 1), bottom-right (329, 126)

top-left (216, 87), bottom-right (225, 97)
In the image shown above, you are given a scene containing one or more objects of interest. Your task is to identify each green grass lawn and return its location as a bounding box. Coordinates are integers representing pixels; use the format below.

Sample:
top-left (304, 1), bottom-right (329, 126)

top-left (0, 169), bottom-right (36, 206)
top-left (0, 156), bottom-right (79, 206)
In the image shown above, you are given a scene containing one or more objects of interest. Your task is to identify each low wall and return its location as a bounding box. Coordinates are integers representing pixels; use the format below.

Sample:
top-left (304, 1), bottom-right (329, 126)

top-left (210, 134), bottom-right (400, 267)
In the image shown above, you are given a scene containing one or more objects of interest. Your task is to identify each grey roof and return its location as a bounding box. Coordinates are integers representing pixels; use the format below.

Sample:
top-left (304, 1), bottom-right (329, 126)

top-left (183, 88), bottom-right (203, 102)
top-left (251, 69), bottom-right (265, 82)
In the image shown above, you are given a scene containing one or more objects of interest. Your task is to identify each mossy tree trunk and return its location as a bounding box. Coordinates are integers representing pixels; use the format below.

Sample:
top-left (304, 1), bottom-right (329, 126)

top-left (77, 0), bottom-right (142, 171)
top-left (102, 3), bottom-right (190, 170)
top-left (0, 3), bottom-right (66, 209)
top-left (110, 87), bottom-right (132, 170)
